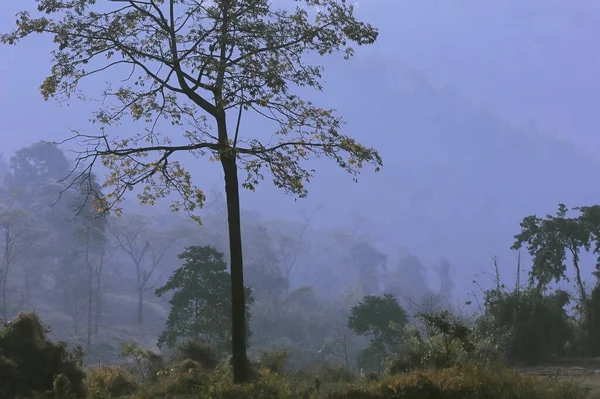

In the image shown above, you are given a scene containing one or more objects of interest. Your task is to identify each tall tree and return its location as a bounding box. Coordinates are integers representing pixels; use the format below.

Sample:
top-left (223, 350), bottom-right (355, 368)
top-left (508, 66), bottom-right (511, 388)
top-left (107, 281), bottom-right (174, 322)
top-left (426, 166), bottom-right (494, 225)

top-left (2, 1), bottom-right (381, 381)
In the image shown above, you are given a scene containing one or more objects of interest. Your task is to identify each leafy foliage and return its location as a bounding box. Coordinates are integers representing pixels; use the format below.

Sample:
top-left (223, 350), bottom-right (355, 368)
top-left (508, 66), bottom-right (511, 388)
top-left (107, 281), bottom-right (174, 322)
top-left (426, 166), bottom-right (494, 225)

top-left (479, 287), bottom-right (572, 364)
top-left (415, 311), bottom-right (475, 368)
top-left (155, 245), bottom-right (254, 351)
top-left (1, 0), bottom-right (382, 219)
top-left (85, 366), bottom-right (138, 399)
top-left (512, 203), bottom-right (600, 354)
top-left (119, 342), bottom-right (165, 383)
top-left (348, 293), bottom-right (407, 347)
top-left (175, 339), bottom-right (220, 370)
top-left (349, 293), bottom-right (407, 374)
top-left (0, 312), bottom-right (86, 399)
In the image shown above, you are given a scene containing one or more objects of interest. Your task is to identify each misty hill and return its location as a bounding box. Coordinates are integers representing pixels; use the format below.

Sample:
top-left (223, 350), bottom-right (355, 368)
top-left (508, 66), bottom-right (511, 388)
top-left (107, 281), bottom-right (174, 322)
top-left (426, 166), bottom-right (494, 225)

top-left (283, 54), bottom-right (600, 294)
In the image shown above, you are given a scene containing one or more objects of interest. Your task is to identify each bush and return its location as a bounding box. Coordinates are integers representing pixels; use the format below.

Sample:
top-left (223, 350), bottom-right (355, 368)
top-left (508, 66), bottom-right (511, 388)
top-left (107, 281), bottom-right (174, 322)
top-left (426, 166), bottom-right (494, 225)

top-left (319, 363), bottom-right (355, 383)
top-left (85, 366), bottom-right (138, 399)
top-left (328, 364), bottom-right (589, 399)
top-left (259, 349), bottom-right (290, 373)
top-left (119, 342), bottom-right (165, 382)
top-left (176, 339), bottom-right (220, 370)
top-left (140, 366), bottom-right (205, 398)
top-left (0, 312), bottom-right (86, 399)
top-left (480, 288), bottom-right (573, 365)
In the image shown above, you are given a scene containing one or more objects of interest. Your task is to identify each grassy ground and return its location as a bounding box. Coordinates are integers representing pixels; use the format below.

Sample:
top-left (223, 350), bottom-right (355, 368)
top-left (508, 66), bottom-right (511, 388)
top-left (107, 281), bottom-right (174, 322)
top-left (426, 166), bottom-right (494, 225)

top-left (521, 360), bottom-right (600, 398)
top-left (24, 281), bottom-right (169, 365)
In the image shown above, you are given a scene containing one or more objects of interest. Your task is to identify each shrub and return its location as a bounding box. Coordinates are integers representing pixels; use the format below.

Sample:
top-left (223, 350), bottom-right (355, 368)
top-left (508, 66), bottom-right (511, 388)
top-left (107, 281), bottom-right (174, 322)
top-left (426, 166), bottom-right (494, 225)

top-left (0, 312), bottom-right (86, 399)
top-left (85, 366), bottom-right (138, 399)
top-left (119, 342), bottom-right (164, 382)
top-left (177, 358), bottom-right (202, 372)
top-left (260, 349), bottom-right (290, 373)
top-left (141, 367), bottom-right (205, 398)
top-left (176, 339), bottom-right (220, 370)
top-left (328, 364), bottom-right (589, 399)
top-left (319, 363), bottom-right (355, 383)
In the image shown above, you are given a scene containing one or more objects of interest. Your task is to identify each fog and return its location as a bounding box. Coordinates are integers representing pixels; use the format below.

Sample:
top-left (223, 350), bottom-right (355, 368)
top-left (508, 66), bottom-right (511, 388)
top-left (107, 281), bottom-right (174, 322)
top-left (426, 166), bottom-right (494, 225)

top-left (1, 0), bottom-right (599, 367)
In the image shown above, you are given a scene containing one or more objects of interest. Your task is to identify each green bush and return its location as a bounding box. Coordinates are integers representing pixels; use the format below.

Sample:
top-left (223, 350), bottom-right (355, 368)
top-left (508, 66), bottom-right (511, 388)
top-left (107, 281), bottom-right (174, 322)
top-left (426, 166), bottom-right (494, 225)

top-left (0, 312), bottom-right (86, 399)
top-left (85, 366), bottom-right (138, 399)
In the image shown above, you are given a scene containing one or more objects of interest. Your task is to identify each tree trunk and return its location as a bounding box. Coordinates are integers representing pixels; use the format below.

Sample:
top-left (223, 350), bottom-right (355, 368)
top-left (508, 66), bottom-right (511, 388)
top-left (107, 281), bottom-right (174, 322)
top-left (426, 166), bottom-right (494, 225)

top-left (86, 236), bottom-right (93, 352)
top-left (221, 152), bottom-right (249, 383)
top-left (1, 275), bottom-right (7, 320)
top-left (23, 274), bottom-right (31, 307)
top-left (95, 287), bottom-right (101, 333)
top-left (137, 288), bottom-right (144, 325)
top-left (87, 268), bottom-right (93, 351)
top-left (572, 254), bottom-right (591, 352)
top-left (95, 252), bottom-right (105, 333)
top-left (2, 229), bottom-right (9, 320)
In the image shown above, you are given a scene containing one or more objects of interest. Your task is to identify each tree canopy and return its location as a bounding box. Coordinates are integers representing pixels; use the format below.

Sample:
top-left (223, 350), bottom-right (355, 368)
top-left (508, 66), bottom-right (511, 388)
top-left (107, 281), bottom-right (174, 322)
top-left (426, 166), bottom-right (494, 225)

top-left (1, 0), bottom-right (381, 218)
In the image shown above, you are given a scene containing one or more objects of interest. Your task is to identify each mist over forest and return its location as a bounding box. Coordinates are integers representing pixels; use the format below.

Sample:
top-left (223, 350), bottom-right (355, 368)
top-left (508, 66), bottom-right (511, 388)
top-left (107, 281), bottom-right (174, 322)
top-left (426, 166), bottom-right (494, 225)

top-left (1, 1), bottom-right (600, 398)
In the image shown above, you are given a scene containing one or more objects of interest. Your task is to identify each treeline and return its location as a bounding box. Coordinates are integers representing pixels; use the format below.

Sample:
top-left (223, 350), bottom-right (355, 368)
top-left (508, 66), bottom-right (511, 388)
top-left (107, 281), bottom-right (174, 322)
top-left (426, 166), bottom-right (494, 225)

top-left (0, 141), bottom-right (453, 365)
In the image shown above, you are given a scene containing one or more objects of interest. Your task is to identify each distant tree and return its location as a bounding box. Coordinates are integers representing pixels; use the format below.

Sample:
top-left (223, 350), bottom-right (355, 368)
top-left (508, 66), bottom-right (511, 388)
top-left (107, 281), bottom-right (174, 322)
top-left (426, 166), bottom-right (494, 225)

top-left (0, 155), bottom-right (8, 183)
top-left (243, 225), bottom-right (288, 300)
top-left (71, 173), bottom-right (108, 351)
top-left (58, 253), bottom-right (88, 334)
top-left (0, 206), bottom-right (40, 319)
top-left (109, 215), bottom-right (180, 325)
top-left (5, 142), bottom-right (73, 215)
top-left (271, 212), bottom-right (314, 289)
top-left (155, 245), bottom-right (253, 352)
top-left (2, 0), bottom-right (381, 383)
top-left (348, 293), bottom-right (407, 374)
top-left (348, 242), bottom-right (387, 295)
top-left (435, 258), bottom-right (454, 299)
top-left (384, 250), bottom-right (431, 303)
top-left (5, 142), bottom-right (84, 310)
top-left (93, 247), bottom-right (111, 334)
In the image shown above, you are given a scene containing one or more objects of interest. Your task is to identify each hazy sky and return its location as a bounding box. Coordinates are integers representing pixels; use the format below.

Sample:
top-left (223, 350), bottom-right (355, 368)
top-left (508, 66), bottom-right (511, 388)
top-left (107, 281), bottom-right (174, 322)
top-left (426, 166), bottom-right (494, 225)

top-left (2, 1), bottom-right (600, 297)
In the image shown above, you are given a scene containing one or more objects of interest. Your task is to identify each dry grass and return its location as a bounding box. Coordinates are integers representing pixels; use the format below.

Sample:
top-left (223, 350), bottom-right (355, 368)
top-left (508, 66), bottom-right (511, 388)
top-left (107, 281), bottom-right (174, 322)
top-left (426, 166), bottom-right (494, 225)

top-left (522, 361), bottom-right (600, 399)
